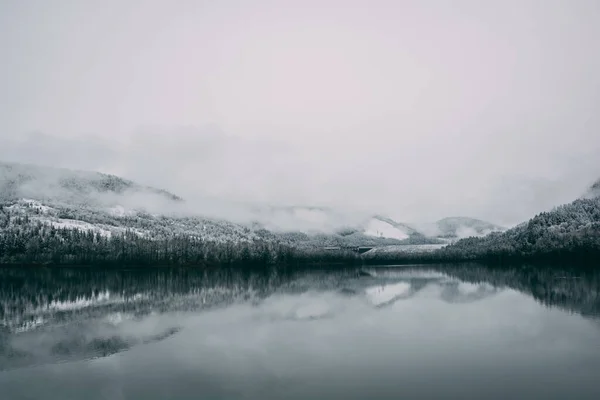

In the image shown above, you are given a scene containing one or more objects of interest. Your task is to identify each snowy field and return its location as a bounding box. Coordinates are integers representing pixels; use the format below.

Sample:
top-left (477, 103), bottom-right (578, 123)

top-left (366, 244), bottom-right (447, 254)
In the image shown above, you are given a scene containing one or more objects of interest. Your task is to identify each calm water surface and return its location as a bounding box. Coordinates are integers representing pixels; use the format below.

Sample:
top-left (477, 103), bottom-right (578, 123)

top-left (1, 264), bottom-right (600, 399)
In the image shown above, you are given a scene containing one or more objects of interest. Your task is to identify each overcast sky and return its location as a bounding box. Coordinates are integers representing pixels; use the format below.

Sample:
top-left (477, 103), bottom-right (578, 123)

top-left (2, 0), bottom-right (600, 226)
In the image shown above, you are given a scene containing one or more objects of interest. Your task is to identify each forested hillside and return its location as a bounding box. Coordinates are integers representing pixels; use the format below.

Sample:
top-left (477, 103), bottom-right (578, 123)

top-left (363, 195), bottom-right (600, 264)
top-left (0, 211), bottom-right (366, 267)
top-left (439, 196), bottom-right (600, 262)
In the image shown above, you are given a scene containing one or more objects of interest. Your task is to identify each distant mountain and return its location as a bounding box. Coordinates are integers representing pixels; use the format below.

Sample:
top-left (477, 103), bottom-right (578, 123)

top-left (0, 161), bottom-right (182, 206)
top-left (1, 160), bottom-right (530, 266)
top-left (359, 177), bottom-right (600, 264)
top-left (408, 217), bottom-right (505, 241)
top-left (435, 217), bottom-right (504, 239)
top-left (362, 215), bottom-right (447, 244)
top-left (367, 215), bottom-right (418, 238)
top-left (244, 205), bottom-right (444, 245)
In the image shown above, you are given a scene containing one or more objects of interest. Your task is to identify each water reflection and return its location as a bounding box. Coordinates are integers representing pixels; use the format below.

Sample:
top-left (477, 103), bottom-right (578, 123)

top-left (437, 264), bottom-right (600, 317)
top-left (1, 264), bottom-right (600, 399)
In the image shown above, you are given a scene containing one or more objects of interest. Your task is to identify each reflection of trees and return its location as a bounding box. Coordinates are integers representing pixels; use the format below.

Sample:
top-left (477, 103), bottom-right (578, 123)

top-left (2, 264), bottom-right (600, 334)
top-left (435, 263), bottom-right (600, 318)
top-left (344, 265), bottom-right (599, 314)
top-left (0, 267), bottom-right (285, 333)
top-left (0, 266), bottom-right (413, 331)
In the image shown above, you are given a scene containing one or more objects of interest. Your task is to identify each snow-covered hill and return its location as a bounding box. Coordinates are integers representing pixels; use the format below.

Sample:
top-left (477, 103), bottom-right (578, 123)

top-left (0, 161), bottom-right (267, 244)
top-left (0, 162), bottom-right (427, 249)
top-left (363, 215), bottom-right (419, 240)
top-left (364, 218), bottom-right (409, 240)
top-left (3, 197), bottom-right (258, 244)
top-left (441, 194), bottom-right (600, 260)
top-left (247, 206), bottom-right (445, 245)
top-left (0, 161), bottom-right (502, 251)
top-left (0, 161), bottom-right (181, 208)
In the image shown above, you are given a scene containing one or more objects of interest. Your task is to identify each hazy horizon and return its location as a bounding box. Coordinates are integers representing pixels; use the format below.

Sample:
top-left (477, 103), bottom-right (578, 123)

top-left (2, 1), bottom-right (600, 226)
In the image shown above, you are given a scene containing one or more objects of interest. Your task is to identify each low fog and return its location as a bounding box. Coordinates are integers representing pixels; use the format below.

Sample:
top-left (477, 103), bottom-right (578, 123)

top-left (2, 1), bottom-right (600, 227)
top-left (2, 129), bottom-right (598, 229)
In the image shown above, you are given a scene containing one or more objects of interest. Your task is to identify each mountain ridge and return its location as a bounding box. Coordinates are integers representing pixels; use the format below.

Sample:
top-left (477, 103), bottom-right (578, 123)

top-left (0, 161), bottom-right (182, 205)
top-left (0, 161), bottom-right (505, 243)
top-left (0, 161), bottom-right (452, 255)
top-left (2, 160), bottom-right (545, 266)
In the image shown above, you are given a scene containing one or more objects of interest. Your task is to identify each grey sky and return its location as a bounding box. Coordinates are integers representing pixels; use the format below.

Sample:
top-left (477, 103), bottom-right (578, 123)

top-left (1, 0), bottom-right (600, 226)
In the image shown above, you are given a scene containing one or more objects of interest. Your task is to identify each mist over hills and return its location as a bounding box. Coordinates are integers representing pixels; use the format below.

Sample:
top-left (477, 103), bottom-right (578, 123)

top-left (0, 161), bottom-right (182, 208)
top-left (2, 160), bottom-right (598, 266)
top-left (430, 179), bottom-right (600, 263)
top-left (357, 177), bottom-right (600, 264)
top-left (410, 217), bottom-right (504, 240)
top-left (0, 161), bottom-right (500, 247)
top-left (583, 178), bottom-right (600, 199)
top-left (0, 161), bottom-right (443, 266)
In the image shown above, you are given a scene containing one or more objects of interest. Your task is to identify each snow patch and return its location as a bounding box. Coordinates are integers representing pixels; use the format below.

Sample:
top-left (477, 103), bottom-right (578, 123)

top-left (7, 198), bottom-right (54, 214)
top-left (366, 244), bottom-right (447, 254)
top-left (364, 218), bottom-right (409, 240)
top-left (49, 219), bottom-right (113, 238)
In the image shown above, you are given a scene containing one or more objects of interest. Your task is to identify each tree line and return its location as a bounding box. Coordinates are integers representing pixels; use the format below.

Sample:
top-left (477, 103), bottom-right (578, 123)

top-left (0, 214), bottom-right (363, 267)
top-left (2, 197), bottom-right (600, 267)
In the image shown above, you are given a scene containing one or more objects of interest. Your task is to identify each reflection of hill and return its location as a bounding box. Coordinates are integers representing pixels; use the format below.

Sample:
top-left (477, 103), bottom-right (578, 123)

top-left (2, 264), bottom-right (599, 335)
top-left (2, 264), bottom-right (600, 371)
top-left (435, 263), bottom-right (600, 318)
top-left (359, 267), bottom-right (500, 306)
top-left (0, 267), bottom-right (282, 371)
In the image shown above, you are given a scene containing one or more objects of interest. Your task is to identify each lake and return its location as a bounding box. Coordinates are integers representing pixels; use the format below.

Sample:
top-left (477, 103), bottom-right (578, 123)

top-left (1, 264), bottom-right (600, 399)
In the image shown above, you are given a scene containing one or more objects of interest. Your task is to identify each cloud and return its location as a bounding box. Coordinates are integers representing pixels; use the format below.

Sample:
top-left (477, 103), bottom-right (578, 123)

top-left (0, 132), bottom-right (117, 172)
top-left (2, 1), bottom-right (600, 227)
top-left (2, 125), bottom-right (600, 228)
